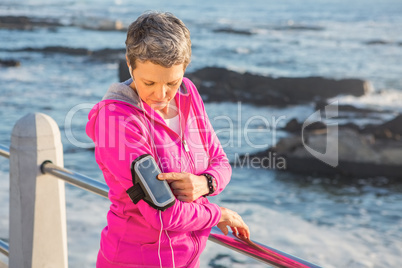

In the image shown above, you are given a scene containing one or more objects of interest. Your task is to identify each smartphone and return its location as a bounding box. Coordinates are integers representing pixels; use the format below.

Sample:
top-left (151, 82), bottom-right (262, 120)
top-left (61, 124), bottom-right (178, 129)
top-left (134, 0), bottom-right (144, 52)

top-left (129, 154), bottom-right (175, 211)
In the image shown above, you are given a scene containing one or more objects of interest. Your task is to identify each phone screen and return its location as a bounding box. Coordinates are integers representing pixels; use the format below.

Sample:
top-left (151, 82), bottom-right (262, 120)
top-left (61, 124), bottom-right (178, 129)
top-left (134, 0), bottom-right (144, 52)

top-left (135, 156), bottom-right (175, 206)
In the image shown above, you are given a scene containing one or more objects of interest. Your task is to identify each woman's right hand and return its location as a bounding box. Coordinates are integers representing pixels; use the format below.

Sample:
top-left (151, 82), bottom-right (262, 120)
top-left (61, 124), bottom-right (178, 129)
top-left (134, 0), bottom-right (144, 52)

top-left (217, 207), bottom-right (250, 239)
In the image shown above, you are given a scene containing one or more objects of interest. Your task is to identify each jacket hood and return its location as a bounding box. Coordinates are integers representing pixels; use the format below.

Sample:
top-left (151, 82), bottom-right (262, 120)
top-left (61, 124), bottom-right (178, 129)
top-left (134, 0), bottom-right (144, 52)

top-left (86, 79), bottom-right (139, 142)
top-left (102, 78), bottom-right (142, 109)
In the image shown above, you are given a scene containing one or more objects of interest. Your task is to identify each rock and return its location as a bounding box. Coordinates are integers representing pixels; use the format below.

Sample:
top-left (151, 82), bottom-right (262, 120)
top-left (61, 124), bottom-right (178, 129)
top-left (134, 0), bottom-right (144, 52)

top-left (10, 46), bottom-right (125, 60)
top-left (71, 17), bottom-right (126, 31)
top-left (184, 67), bottom-right (370, 106)
top-left (117, 66), bottom-right (371, 104)
top-left (378, 141), bottom-right (402, 165)
top-left (0, 15), bottom-right (126, 32)
top-left (247, 126), bottom-right (402, 178)
top-left (274, 76), bottom-right (371, 102)
top-left (303, 128), bottom-right (379, 163)
top-left (119, 60), bottom-right (131, 82)
top-left (272, 25), bottom-right (325, 31)
top-left (340, 122), bottom-right (361, 132)
top-left (315, 100), bottom-right (390, 115)
top-left (0, 59), bottom-right (20, 67)
top-left (0, 15), bottom-right (62, 30)
top-left (283, 118), bottom-right (301, 132)
top-left (23, 46), bottom-right (91, 55)
top-left (279, 156), bottom-right (402, 178)
top-left (362, 114), bottom-right (402, 140)
top-left (92, 48), bottom-right (125, 60)
top-left (118, 66), bottom-right (371, 106)
top-left (375, 114), bottom-right (402, 136)
top-left (213, 28), bottom-right (254, 35)
top-left (282, 118), bottom-right (357, 133)
top-left (365, 40), bottom-right (391, 45)
top-left (273, 135), bottom-right (303, 154)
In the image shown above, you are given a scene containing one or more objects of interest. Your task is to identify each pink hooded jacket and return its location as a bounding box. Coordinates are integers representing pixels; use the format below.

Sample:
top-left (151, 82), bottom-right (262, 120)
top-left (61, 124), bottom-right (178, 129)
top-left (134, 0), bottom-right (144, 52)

top-left (86, 77), bottom-right (231, 267)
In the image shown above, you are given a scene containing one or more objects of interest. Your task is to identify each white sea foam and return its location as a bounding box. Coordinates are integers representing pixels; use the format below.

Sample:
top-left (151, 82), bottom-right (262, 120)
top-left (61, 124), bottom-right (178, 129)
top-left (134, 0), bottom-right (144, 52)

top-left (65, 187), bottom-right (109, 267)
top-left (0, 65), bottom-right (44, 83)
top-left (201, 203), bottom-right (401, 268)
top-left (329, 89), bottom-right (402, 113)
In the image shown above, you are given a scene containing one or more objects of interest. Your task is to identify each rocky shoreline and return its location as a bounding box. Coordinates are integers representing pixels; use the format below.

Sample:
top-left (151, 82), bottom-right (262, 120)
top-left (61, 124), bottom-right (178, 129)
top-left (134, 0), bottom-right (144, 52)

top-left (185, 67), bottom-right (371, 106)
top-left (254, 114), bottom-right (402, 178)
top-left (183, 67), bottom-right (402, 179)
top-left (0, 15), bottom-right (125, 31)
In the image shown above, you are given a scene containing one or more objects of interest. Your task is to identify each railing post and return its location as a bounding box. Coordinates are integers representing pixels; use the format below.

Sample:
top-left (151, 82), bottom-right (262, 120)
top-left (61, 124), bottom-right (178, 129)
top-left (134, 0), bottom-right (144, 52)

top-left (0, 261), bottom-right (7, 268)
top-left (9, 113), bottom-right (68, 268)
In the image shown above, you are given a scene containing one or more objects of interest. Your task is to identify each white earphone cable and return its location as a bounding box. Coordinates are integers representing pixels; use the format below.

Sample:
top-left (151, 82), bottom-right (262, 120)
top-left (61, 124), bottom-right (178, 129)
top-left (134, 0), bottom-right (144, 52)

top-left (158, 210), bottom-right (163, 268)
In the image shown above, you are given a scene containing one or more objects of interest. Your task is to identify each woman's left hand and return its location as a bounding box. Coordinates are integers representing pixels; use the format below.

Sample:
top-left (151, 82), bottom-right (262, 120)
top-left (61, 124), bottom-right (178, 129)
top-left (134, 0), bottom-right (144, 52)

top-left (158, 172), bottom-right (209, 202)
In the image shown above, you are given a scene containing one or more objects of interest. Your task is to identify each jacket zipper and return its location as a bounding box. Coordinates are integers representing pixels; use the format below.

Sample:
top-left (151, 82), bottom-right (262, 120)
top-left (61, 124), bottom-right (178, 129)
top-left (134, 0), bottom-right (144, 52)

top-left (161, 101), bottom-right (200, 266)
top-left (182, 139), bottom-right (196, 174)
top-left (181, 141), bottom-right (200, 266)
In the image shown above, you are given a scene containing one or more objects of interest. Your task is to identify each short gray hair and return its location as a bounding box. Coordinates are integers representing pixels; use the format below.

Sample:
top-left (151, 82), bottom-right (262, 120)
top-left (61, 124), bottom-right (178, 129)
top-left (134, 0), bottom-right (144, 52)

top-left (125, 11), bottom-right (191, 70)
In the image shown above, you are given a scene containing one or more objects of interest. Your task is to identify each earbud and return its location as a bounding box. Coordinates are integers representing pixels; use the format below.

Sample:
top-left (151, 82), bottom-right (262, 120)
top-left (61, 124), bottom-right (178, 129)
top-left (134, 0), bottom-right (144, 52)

top-left (128, 65), bottom-right (134, 80)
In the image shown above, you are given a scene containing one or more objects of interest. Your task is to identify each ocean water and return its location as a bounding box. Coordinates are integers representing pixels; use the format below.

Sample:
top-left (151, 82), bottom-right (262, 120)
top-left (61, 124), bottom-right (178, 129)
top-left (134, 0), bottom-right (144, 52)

top-left (1, 0), bottom-right (402, 267)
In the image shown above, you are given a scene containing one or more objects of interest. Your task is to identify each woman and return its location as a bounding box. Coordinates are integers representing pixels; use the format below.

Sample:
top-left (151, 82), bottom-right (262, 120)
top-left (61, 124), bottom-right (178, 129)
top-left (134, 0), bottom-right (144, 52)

top-left (86, 11), bottom-right (249, 268)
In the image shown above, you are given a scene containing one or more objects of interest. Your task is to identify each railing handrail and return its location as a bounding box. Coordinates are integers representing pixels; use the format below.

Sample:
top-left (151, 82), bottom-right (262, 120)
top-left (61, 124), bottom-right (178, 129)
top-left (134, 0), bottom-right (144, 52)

top-left (1, 144), bottom-right (322, 268)
top-left (40, 161), bottom-right (109, 198)
top-left (0, 239), bottom-right (9, 257)
top-left (0, 144), bottom-right (10, 159)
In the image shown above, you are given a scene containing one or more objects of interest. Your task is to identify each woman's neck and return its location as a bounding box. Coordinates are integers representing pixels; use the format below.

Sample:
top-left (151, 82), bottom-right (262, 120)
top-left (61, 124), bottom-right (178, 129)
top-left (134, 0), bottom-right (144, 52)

top-left (156, 98), bottom-right (178, 120)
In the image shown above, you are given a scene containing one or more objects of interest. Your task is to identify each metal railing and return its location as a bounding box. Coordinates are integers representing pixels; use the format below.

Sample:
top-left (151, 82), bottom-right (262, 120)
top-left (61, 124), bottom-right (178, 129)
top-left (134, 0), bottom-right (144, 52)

top-left (0, 144), bottom-right (9, 159)
top-left (0, 239), bottom-right (8, 258)
top-left (1, 144), bottom-right (322, 268)
top-left (40, 161), bottom-right (109, 198)
top-left (39, 161), bottom-right (321, 267)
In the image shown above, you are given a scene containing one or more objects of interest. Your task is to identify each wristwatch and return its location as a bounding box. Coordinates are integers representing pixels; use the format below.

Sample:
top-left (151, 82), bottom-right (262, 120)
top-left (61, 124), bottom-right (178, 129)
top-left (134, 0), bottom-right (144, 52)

top-left (203, 173), bottom-right (217, 197)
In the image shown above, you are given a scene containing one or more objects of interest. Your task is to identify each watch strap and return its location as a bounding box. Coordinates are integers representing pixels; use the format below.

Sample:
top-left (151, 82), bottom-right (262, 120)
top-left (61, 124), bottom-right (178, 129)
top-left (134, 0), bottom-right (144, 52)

top-left (203, 173), bottom-right (216, 197)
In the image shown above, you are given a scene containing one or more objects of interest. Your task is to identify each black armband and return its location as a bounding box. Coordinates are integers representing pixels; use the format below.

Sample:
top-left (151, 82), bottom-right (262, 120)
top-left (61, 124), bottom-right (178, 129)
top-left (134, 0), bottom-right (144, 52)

top-left (126, 154), bottom-right (175, 211)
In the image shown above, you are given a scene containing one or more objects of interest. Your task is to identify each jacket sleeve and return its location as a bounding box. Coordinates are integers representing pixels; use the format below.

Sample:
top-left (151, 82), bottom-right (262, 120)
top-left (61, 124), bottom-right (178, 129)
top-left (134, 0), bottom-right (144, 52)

top-left (184, 78), bottom-right (232, 196)
top-left (94, 103), bottom-right (221, 232)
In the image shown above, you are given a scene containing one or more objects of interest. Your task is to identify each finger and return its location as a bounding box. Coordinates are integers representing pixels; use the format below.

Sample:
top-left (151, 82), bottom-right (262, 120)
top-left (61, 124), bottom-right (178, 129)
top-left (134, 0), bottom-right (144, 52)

top-left (177, 193), bottom-right (198, 203)
top-left (243, 225), bottom-right (250, 239)
top-left (158, 172), bottom-right (184, 181)
top-left (233, 227), bottom-right (242, 239)
top-left (170, 181), bottom-right (185, 191)
top-left (172, 189), bottom-right (194, 197)
top-left (242, 225), bottom-right (250, 239)
top-left (238, 227), bottom-right (249, 239)
top-left (230, 226), bottom-right (237, 235)
top-left (235, 218), bottom-right (249, 239)
top-left (176, 195), bottom-right (192, 203)
top-left (217, 223), bottom-right (229, 235)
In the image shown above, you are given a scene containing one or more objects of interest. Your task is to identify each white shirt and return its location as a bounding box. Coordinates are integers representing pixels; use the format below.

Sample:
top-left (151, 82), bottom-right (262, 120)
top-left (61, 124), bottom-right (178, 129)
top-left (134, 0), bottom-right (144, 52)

top-left (164, 114), bottom-right (180, 136)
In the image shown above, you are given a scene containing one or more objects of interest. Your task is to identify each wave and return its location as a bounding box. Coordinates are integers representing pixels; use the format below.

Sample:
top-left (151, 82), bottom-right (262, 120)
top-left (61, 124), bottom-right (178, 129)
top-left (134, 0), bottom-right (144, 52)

top-left (202, 203), bottom-right (402, 268)
top-left (328, 89), bottom-right (402, 113)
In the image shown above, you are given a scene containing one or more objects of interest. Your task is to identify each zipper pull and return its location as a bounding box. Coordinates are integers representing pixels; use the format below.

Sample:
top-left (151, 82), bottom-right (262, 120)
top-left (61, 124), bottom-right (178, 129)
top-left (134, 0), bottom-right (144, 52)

top-left (183, 140), bottom-right (190, 152)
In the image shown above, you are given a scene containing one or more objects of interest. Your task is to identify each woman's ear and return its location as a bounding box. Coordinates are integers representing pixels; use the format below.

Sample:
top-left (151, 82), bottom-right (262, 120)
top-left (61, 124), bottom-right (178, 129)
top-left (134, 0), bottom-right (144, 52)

top-left (126, 54), bottom-right (131, 69)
